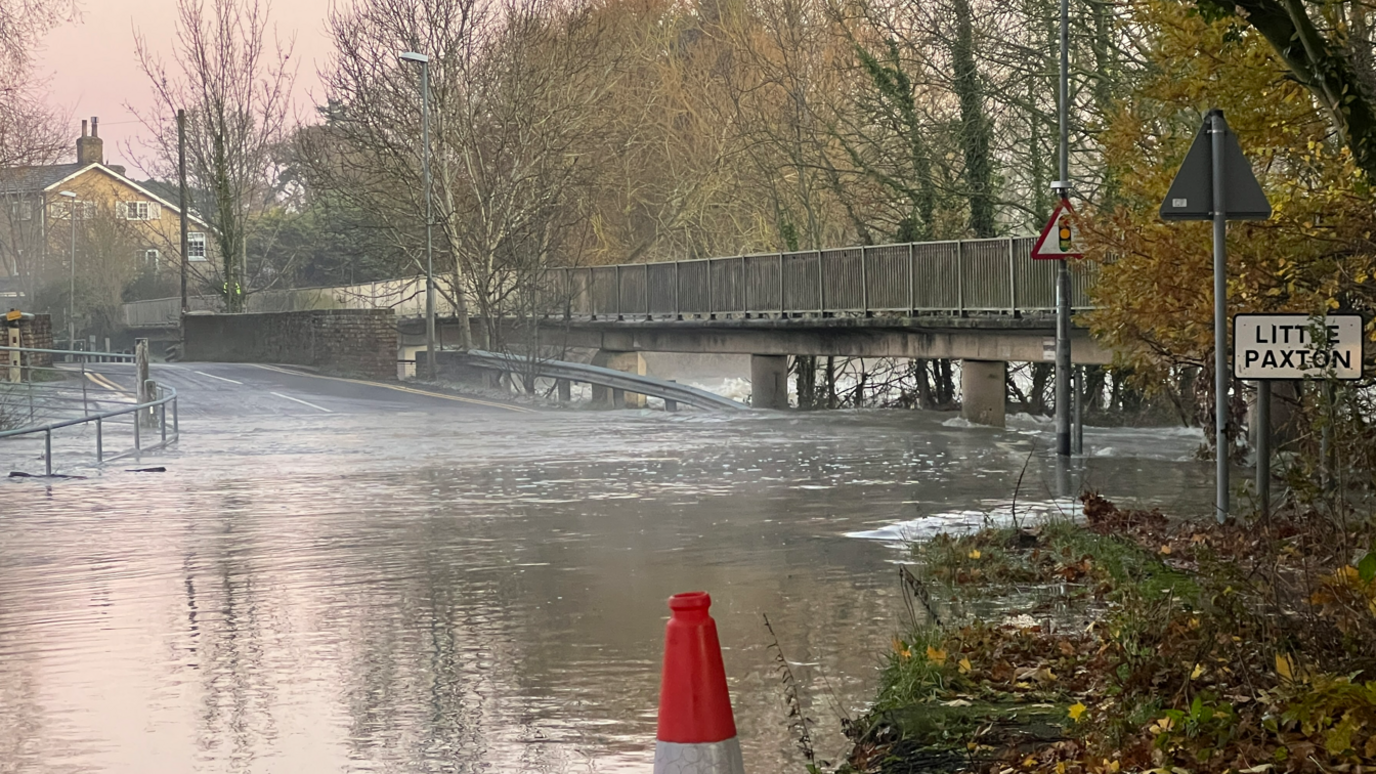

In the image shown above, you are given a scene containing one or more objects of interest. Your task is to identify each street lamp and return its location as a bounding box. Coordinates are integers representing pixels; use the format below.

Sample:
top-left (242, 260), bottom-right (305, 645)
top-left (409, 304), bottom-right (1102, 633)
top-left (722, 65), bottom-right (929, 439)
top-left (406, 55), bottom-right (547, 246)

top-left (59, 190), bottom-right (77, 352)
top-left (399, 50), bottom-right (436, 381)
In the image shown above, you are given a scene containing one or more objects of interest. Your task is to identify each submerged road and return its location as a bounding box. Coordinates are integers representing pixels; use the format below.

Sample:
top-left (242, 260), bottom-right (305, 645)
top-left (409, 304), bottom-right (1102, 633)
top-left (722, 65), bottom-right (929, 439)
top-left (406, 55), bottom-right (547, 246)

top-left (0, 361), bottom-right (1216, 774)
top-left (79, 361), bottom-right (535, 420)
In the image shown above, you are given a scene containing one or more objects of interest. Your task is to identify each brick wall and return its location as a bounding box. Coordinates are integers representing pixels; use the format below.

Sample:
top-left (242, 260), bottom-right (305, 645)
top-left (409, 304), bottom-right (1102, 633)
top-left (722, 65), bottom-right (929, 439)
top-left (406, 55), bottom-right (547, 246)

top-left (183, 309), bottom-right (397, 379)
top-left (17, 313), bottom-right (53, 368)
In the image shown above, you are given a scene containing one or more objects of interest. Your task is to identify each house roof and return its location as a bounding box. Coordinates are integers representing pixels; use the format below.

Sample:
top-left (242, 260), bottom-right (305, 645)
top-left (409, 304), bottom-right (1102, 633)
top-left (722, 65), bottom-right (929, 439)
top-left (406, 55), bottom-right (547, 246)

top-left (0, 162), bottom-right (211, 230)
top-left (0, 163), bottom-right (87, 193)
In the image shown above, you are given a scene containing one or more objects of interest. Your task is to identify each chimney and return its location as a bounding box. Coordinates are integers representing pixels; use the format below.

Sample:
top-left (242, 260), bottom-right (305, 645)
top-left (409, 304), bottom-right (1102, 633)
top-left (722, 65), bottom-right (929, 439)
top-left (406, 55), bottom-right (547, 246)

top-left (76, 116), bottom-right (103, 166)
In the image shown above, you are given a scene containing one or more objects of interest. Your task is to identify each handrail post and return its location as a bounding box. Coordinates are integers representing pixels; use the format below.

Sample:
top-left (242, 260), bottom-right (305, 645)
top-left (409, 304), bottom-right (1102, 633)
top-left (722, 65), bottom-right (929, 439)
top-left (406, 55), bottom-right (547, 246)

top-left (778, 253), bottom-right (785, 317)
top-left (860, 245), bottom-right (869, 314)
top-left (1008, 237), bottom-right (1018, 315)
top-left (160, 402), bottom-right (167, 444)
top-left (96, 417), bottom-right (103, 462)
top-left (45, 429), bottom-right (51, 476)
top-left (957, 240), bottom-right (965, 314)
top-left (708, 260), bottom-right (714, 317)
top-left (173, 397), bottom-right (179, 435)
top-left (133, 407), bottom-right (141, 452)
top-left (907, 243), bottom-right (915, 314)
top-left (739, 255), bottom-right (745, 315)
top-left (817, 250), bottom-right (825, 313)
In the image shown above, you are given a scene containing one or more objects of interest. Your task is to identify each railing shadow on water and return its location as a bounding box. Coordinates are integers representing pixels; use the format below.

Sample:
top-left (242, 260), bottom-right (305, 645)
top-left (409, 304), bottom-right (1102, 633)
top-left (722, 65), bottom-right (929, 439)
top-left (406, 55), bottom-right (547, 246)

top-left (0, 346), bottom-right (179, 477)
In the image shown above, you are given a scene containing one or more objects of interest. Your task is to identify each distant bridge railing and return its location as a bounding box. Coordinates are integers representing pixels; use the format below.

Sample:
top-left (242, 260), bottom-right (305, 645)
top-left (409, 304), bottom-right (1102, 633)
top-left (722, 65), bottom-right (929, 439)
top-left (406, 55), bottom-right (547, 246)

top-left (123, 276), bottom-right (462, 329)
top-left (552, 237), bottom-right (1095, 320)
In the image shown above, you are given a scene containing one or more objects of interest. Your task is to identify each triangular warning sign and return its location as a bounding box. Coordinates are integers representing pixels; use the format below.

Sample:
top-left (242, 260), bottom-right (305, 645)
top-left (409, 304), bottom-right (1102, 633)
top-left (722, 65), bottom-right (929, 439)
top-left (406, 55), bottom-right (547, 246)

top-left (1159, 109), bottom-right (1271, 221)
top-left (1031, 199), bottom-right (1082, 260)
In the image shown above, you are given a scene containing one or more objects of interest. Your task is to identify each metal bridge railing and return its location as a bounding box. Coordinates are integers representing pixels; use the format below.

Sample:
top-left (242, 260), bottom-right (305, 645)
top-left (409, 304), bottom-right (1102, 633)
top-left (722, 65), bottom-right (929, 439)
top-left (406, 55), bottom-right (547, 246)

top-left (0, 346), bottom-right (179, 475)
top-left (118, 237), bottom-right (1096, 326)
top-left (552, 236), bottom-right (1096, 320)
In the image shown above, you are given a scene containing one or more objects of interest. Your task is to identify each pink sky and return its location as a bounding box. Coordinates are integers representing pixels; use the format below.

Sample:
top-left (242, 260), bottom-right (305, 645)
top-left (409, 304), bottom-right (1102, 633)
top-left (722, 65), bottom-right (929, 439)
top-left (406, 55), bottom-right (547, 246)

top-left (35, 0), bottom-right (334, 177)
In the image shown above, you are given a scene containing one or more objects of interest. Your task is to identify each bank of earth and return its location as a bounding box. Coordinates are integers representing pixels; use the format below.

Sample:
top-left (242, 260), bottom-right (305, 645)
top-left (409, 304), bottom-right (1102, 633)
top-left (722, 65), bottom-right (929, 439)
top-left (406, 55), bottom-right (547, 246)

top-left (831, 494), bottom-right (1376, 774)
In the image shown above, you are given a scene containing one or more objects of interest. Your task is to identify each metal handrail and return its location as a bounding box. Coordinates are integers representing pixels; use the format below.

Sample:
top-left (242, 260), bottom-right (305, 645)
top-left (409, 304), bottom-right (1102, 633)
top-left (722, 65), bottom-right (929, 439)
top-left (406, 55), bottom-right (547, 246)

top-left (0, 345), bottom-right (136, 361)
top-left (552, 236), bottom-right (1097, 320)
top-left (0, 347), bottom-right (179, 475)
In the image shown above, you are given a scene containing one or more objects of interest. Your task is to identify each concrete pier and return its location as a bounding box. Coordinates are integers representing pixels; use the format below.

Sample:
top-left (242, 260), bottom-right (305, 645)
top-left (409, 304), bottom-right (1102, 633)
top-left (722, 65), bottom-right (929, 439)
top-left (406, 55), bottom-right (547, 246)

top-left (591, 350), bottom-right (646, 408)
top-left (960, 359), bottom-right (1006, 428)
top-left (750, 355), bottom-right (789, 409)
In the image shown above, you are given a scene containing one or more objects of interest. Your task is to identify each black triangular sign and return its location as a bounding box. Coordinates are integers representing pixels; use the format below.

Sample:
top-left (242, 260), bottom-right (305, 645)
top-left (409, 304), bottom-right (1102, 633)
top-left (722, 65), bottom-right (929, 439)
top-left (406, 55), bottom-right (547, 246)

top-left (1159, 109), bottom-right (1271, 221)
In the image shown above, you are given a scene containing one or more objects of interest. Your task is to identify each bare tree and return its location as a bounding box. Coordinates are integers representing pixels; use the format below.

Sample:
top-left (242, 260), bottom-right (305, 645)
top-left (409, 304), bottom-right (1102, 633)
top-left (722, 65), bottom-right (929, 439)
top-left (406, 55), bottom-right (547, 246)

top-left (318, 0), bottom-right (617, 351)
top-left (132, 0), bottom-right (297, 311)
top-left (0, 0), bottom-right (76, 297)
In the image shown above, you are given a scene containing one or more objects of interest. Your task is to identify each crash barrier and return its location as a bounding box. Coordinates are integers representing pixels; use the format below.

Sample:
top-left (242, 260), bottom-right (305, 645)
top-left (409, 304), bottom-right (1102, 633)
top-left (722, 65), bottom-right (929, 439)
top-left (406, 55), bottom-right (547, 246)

top-left (458, 350), bottom-right (747, 411)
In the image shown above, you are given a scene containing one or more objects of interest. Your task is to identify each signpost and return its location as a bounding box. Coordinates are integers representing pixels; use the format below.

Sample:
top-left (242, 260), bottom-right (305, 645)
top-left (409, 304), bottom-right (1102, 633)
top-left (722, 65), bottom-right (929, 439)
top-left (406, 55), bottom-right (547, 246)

top-left (1160, 109), bottom-right (1271, 523)
top-left (1032, 198), bottom-right (1083, 456)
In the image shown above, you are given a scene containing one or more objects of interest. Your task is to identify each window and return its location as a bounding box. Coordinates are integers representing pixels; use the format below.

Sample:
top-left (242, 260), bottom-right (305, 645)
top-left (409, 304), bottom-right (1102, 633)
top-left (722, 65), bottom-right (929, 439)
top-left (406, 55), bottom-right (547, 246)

top-left (9, 201), bottom-right (32, 221)
top-left (117, 200), bottom-right (161, 221)
top-left (142, 249), bottom-right (160, 266)
top-left (82, 201), bottom-right (96, 220)
top-left (188, 232), bottom-right (207, 262)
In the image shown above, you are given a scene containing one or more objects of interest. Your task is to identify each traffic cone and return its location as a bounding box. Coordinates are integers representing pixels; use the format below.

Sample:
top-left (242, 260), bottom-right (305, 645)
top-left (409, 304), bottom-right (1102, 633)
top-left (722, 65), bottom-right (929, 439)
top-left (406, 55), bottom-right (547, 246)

top-left (653, 591), bottom-right (746, 774)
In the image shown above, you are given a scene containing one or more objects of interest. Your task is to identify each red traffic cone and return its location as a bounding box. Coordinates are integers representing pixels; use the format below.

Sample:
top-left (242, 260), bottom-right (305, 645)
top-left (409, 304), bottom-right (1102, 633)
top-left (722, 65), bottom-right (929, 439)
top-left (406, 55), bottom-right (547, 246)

top-left (653, 591), bottom-right (745, 774)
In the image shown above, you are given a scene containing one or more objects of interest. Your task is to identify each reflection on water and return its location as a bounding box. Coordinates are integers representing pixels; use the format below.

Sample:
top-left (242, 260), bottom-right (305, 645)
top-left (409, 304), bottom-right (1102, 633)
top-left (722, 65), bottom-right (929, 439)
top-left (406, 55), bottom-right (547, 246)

top-left (0, 399), bottom-right (1211, 773)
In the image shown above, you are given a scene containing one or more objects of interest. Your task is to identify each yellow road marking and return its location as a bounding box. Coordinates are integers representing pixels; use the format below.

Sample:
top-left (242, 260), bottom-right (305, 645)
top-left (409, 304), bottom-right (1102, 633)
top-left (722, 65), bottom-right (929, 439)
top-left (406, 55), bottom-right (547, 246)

top-left (85, 371), bottom-right (127, 393)
top-left (249, 364), bottom-right (538, 414)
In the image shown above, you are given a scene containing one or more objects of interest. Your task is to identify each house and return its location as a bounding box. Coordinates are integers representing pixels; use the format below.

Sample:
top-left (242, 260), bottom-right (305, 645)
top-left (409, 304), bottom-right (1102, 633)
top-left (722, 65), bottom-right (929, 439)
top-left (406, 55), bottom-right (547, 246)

top-left (0, 117), bottom-right (212, 306)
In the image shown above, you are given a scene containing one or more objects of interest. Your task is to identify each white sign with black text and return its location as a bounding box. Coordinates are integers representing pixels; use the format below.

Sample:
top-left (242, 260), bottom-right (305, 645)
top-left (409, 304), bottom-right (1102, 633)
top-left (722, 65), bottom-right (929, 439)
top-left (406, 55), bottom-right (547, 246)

top-left (1233, 314), bottom-right (1364, 380)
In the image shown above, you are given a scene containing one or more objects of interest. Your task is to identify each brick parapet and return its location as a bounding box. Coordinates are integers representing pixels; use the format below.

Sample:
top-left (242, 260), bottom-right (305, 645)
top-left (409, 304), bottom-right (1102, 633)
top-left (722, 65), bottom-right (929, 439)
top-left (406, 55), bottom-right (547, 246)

top-left (183, 309), bottom-right (397, 379)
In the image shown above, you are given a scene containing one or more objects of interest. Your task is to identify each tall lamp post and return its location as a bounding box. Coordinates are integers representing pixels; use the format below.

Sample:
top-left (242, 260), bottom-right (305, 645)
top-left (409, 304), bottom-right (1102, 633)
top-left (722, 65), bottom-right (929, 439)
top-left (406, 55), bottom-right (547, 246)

top-left (59, 190), bottom-right (78, 352)
top-left (399, 50), bottom-right (436, 381)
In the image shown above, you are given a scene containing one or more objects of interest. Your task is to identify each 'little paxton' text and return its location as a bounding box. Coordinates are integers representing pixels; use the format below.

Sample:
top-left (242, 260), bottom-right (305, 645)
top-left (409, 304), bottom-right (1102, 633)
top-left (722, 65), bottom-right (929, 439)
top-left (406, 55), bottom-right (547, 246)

top-left (1234, 315), bottom-right (1363, 380)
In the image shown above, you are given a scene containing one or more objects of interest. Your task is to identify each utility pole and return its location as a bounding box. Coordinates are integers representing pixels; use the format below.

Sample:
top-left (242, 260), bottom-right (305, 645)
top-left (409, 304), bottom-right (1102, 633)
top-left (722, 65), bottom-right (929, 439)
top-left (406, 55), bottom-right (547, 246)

top-left (178, 110), bottom-right (190, 318)
top-left (59, 190), bottom-right (78, 352)
top-left (1053, 0), bottom-right (1072, 458)
top-left (399, 51), bottom-right (437, 380)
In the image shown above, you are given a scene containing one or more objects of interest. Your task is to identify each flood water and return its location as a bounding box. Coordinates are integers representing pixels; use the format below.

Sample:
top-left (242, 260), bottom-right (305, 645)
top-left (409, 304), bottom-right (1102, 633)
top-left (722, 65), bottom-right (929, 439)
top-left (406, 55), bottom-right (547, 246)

top-left (1, 380), bottom-right (1213, 773)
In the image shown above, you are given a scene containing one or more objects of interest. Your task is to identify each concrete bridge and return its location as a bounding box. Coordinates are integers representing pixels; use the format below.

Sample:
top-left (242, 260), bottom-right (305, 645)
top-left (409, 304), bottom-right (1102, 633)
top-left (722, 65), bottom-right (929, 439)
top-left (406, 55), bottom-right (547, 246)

top-left (125, 235), bottom-right (1110, 426)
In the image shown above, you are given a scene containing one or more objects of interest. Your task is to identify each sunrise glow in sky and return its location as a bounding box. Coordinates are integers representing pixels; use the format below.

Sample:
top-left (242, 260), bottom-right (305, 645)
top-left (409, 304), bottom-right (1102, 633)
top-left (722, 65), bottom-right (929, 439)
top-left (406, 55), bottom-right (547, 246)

top-left (35, 0), bottom-right (335, 176)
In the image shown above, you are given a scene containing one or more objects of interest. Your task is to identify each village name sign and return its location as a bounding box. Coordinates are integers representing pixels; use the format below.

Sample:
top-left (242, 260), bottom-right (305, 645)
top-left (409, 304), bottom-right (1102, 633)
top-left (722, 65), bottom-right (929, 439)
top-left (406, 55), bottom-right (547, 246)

top-left (1233, 314), bottom-right (1363, 380)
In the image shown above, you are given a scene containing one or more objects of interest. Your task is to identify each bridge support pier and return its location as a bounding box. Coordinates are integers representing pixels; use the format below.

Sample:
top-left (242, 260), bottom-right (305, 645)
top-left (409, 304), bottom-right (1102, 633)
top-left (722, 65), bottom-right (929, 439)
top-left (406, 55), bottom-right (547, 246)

top-left (960, 359), bottom-right (1006, 428)
top-left (750, 355), bottom-right (789, 409)
top-left (591, 350), bottom-right (646, 408)
top-left (557, 379), bottom-right (572, 404)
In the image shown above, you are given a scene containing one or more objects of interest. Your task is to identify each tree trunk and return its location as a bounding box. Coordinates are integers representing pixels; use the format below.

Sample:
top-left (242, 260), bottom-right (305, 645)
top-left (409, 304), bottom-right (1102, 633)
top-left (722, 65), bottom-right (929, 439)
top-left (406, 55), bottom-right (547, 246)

top-left (951, 0), bottom-right (995, 238)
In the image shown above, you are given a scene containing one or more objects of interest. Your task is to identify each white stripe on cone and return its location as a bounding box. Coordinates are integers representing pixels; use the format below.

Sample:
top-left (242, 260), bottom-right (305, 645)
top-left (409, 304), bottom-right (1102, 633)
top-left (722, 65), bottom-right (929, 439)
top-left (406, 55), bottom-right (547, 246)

top-left (653, 738), bottom-right (745, 774)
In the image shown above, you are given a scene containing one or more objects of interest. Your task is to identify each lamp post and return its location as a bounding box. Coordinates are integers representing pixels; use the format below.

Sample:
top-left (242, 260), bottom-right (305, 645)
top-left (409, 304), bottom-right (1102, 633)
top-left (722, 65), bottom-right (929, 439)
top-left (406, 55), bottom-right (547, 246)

top-left (59, 190), bottom-right (77, 352)
top-left (399, 50), bottom-right (436, 381)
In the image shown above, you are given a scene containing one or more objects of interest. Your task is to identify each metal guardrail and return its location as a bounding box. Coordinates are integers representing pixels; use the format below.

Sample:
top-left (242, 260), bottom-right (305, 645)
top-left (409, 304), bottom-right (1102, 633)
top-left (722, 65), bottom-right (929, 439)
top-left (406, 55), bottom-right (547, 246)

top-left (552, 236), bottom-right (1095, 320)
top-left (0, 346), bottom-right (179, 475)
top-left (461, 350), bottom-right (747, 411)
